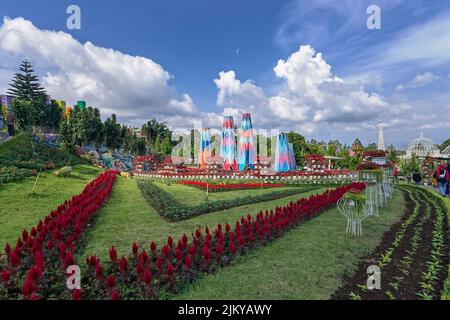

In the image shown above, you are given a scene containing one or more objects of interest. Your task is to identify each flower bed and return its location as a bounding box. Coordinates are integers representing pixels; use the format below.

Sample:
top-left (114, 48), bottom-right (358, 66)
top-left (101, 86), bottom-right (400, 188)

top-left (0, 170), bottom-right (118, 300)
top-left (178, 181), bottom-right (285, 192)
top-left (138, 181), bottom-right (321, 221)
top-left (333, 186), bottom-right (449, 300)
top-left (78, 182), bottom-right (366, 300)
top-left (0, 166), bottom-right (32, 184)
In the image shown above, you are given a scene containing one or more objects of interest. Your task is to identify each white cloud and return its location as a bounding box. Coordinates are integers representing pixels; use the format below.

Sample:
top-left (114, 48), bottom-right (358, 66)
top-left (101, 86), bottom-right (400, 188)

top-left (396, 72), bottom-right (439, 90)
top-left (0, 17), bottom-right (196, 124)
top-left (215, 45), bottom-right (389, 133)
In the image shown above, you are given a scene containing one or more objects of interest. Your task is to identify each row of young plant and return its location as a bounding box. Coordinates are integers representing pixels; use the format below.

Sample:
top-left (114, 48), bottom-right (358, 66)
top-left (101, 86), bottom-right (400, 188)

top-left (441, 196), bottom-right (450, 300)
top-left (345, 186), bottom-right (448, 300)
top-left (138, 180), bottom-right (320, 221)
top-left (0, 170), bottom-right (118, 300)
top-left (75, 182), bottom-right (366, 300)
top-left (418, 190), bottom-right (447, 300)
top-left (177, 180), bottom-right (285, 192)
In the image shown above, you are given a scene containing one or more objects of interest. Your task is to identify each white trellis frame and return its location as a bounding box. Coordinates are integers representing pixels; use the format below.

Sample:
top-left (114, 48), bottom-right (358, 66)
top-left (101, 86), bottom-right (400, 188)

top-left (337, 198), bottom-right (371, 238)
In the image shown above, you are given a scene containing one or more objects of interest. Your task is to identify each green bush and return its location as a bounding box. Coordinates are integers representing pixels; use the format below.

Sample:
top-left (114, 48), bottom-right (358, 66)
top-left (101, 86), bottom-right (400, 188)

top-left (0, 133), bottom-right (86, 183)
top-left (138, 181), bottom-right (320, 221)
top-left (0, 166), bottom-right (32, 184)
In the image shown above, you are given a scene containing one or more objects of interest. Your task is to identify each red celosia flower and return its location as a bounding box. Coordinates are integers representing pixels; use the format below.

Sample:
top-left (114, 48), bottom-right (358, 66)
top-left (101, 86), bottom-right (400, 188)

top-left (156, 256), bottom-right (162, 271)
top-left (136, 261), bottom-right (143, 276)
top-left (140, 250), bottom-right (149, 264)
top-left (202, 246), bottom-right (211, 261)
top-left (229, 242), bottom-right (236, 255)
top-left (143, 268), bottom-right (152, 285)
top-left (4, 243), bottom-right (11, 255)
top-left (225, 223), bottom-right (231, 233)
top-left (215, 243), bottom-right (223, 257)
top-left (166, 262), bottom-right (174, 277)
top-left (107, 275), bottom-right (116, 288)
top-left (162, 245), bottom-right (170, 257)
top-left (22, 229), bottom-right (29, 242)
top-left (65, 252), bottom-right (74, 267)
top-left (150, 242), bottom-right (157, 253)
top-left (47, 240), bottom-right (53, 251)
top-left (72, 289), bottom-right (82, 300)
top-left (189, 244), bottom-right (197, 256)
top-left (95, 263), bottom-right (103, 279)
top-left (175, 248), bottom-right (182, 261)
top-left (111, 289), bottom-right (120, 300)
top-left (195, 229), bottom-right (202, 238)
top-left (167, 236), bottom-right (174, 248)
top-left (119, 256), bottom-right (128, 273)
top-left (182, 234), bottom-right (188, 244)
top-left (132, 242), bottom-right (139, 255)
top-left (1, 269), bottom-right (10, 283)
top-left (185, 255), bottom-right (192, 268)
top-left (9, 251), bottom-right (19, 267)
top-left (22, 278), bottom-right (33, 297)
top-left (109, 246), bottom-right (117, 263)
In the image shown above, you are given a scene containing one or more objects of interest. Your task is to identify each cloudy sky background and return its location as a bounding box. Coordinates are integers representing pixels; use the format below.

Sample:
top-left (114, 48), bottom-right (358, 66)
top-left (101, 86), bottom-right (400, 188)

top-left (0, 0), bottom-right (449, 148)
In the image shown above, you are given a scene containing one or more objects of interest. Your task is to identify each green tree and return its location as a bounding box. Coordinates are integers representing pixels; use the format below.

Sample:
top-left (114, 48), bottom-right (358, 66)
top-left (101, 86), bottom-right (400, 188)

top-left (11, 99), bottom-right (33, 130)
top-left (440, 138), bottom-right (450, 152)
top-left (8, 60), bottom-right (47, 101)
top-left (104, 114), bottom-right (121, 150)
top-left (287, 132), bottom-right (308, 165)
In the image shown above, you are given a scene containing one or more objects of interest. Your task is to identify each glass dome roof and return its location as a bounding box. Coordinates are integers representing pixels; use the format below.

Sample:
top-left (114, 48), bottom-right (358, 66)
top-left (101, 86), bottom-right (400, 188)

top-left (406, 133), bottom-right (441, 158)
top-left (442, 145), bottom-right (450, 157)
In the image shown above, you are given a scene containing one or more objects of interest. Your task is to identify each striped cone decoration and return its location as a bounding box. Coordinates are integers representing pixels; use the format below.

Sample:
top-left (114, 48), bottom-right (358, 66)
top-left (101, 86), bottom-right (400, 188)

top-left (288, 143), bottom-right (296, 171)
top-left (274, 133), bottom-right (290, 173)
top-left (199, 128), bottom-right (212, 169)
top-left (237, 113), bottom-right (255, 171)
top-left (220, 116), bottom-right (237, 171)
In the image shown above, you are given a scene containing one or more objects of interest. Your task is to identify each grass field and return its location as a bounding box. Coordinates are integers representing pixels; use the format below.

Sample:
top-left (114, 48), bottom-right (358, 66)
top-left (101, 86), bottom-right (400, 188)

top-left (153, 181), bottom-right (306, 206)
top-left (175, 189), bottom-right (406, 300)
top-left (78, 176), bottom-right (324, 261)
top-left (0, 165), bottom-right (101, 246)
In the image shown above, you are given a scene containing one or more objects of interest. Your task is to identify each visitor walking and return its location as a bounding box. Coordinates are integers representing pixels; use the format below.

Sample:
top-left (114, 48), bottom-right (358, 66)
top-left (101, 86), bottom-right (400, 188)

top-left (446, 161), bottom-right (450, 195)
top-left (436, 163), bottom-right (450, 196)
top-left (412, 171), bottom-right (422, 185)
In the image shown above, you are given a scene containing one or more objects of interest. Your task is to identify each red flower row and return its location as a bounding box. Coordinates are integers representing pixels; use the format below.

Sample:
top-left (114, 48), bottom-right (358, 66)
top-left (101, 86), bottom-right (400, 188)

top-left (178, 181), bottom-right (285, 192)
top-left (0, 170), bottom-right (118, 300)
top-left (82, 182), bottom-right (366, 300)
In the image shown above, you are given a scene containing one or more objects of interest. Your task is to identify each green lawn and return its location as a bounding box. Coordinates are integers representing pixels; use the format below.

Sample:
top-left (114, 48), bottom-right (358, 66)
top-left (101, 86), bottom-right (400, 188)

top-left (176, 189), bottom-right (406, 300)
top-left (153, 181), bottom-right (306, 207)
top-left (78, 177), bottom-right (324, 262)
top-left (0, 165), bottom-right (102, 246)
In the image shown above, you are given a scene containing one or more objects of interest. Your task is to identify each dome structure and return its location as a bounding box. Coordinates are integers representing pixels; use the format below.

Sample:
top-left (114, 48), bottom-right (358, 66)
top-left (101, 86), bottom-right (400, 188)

top-left (406, 133), bottom-right (441, 159)
top-left (442, 145), bottom-right (450, 157)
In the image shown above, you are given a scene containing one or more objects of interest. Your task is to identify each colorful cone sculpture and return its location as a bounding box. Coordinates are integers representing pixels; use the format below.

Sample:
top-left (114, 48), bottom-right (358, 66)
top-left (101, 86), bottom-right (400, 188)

top-left (199, 128), bottom-right (212, 169)
top-left (221, 116), bottom-right (238, 171)
top-left (237, 113), bottom-right (255, 171)
top-left (274, 133), bottom-right (290, 173)
top-left (288, 143), bottom-right (296, 171)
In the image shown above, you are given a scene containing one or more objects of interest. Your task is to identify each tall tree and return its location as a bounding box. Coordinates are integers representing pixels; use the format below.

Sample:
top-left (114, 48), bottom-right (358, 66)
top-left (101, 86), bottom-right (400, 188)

top-left (8, 60), bottom-right (47, 101)
top-left (104, 114), bottom-right (121, 151)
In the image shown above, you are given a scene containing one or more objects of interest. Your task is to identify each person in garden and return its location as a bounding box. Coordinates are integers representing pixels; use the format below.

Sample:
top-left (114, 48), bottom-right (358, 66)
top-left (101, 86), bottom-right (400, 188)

top-left (412, 171), bottom-right (422, 185)
top-left (435, 163), bottom-right (450, 196)
top-left (446, 161), bottom-right (450, 195)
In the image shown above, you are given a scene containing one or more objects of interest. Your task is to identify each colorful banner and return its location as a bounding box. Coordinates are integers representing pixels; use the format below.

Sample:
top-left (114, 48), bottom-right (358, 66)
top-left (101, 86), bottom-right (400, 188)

top-left (237, 113), bottom-right (255, 171)
top-left (220, 116), bottom-right (237, 171)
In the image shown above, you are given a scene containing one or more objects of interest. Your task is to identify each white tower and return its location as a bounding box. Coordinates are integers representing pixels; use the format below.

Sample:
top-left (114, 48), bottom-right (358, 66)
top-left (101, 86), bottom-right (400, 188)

top-left (377, 121), bottom-right (385, 151)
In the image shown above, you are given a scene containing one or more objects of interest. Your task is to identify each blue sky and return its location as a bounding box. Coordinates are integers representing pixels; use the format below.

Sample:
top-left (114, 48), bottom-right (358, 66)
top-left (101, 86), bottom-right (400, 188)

top-left (0, 0), bottom-right (449, 147)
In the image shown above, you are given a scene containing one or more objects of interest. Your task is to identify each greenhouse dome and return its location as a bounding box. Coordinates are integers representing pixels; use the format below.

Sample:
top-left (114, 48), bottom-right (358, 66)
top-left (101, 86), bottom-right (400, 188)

top-left (442, 145), bottom-right (450, 157)
top-left (406, 133), bottom-right (441, 159)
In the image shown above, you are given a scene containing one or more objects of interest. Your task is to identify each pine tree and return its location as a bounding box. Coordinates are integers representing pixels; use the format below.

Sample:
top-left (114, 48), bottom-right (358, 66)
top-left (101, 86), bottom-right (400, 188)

top-left (8, 60), bottom-right (48, 101)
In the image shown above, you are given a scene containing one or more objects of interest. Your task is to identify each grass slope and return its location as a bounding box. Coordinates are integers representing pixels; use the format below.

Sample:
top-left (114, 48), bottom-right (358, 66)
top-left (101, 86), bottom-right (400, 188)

top-left (0, 165), bottom-right (101, 246)
top-left (153, 182), bottom-right (305, 207)
top-left (176, 189), bottom-right (406, 300)
top-left (78, 177), bottom-right (324, 262)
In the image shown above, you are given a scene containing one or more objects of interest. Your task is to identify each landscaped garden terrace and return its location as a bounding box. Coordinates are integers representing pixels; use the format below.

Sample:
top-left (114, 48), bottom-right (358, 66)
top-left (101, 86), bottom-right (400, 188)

top-left (0, 166), bottom-right (449, 300)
